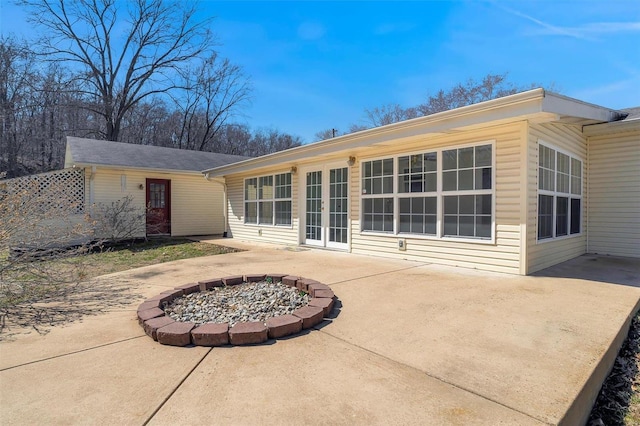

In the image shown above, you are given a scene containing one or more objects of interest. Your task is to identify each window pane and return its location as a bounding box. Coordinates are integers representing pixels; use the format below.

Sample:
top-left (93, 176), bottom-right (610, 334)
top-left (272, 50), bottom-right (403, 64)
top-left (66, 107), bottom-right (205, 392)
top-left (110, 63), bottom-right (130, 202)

top-left (476, 216), bottom-right (491, 238)
top-left (475, 145), bottom-right (492, 167)
top-left (459, 147), bottom-right (473, 168)
top-left (443, 171), bottom-right (457, 191)
top-left (245, 178), bottom-right (257, 200)
top-left (459, 195), bottom-right (474, 214)
top-left (275, 201), bottom-right (291, 225)
top-left (570, 198), bottom-right (581, 234)
top-left (444, 215), bottom-right (458, 236)
top-left (424, 152), bottom-right (437, 172)
top-left (443, 149), bottom-right (457, 170)
top-left (458, 169), bottom-right (473, 190)
top-left (259, 176), bottom-right (273, 199)
top-left (399, 214), bottom-right (411, 233)
top-left (259, 201), bottom-right (273, 224)
top-left (412, 197), bottom-right (424, 214)
top-left (538, 195), bottom-right (553, 239)
top-left (571, 158), bottom-right (582, 195)
top-left (383, 158), bottom-right (394, 175)
top-left (383, 176), bottom-right (393, 193)
top-left (444, 196), bottom-right (458, 214)
top-left (476, 194), bottom-right (492, 215)
top-left (459, 216), bottom-right (474, 236)
top-left (425, 197), bottom-right (437, 214)
top-left (373, 160), bottom-right (382, 176)
top-left (475, 168), bottom-right (492, 190)
top-left (556, 197), bottom-right (568, 236)
top-left (245, 202), bottom-right (257, 224)
top-left (398, 156), bottom-right (409, 174)
top-left (425, 173), bottom-right (437, 192)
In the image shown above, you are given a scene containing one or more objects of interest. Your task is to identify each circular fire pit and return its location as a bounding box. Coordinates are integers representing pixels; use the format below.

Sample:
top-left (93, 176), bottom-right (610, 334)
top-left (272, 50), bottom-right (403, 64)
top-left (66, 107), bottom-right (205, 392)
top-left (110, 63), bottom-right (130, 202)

top-left (137, 274), bottom-right (335, 347)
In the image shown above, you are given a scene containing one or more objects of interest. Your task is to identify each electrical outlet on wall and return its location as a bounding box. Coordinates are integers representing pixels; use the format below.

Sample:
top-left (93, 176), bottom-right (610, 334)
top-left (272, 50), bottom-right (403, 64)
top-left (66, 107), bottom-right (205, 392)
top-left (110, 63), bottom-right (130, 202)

top-left (258, 229), bottom-right (262, 236)
top-left (398, 238), bottom-right (406, 251)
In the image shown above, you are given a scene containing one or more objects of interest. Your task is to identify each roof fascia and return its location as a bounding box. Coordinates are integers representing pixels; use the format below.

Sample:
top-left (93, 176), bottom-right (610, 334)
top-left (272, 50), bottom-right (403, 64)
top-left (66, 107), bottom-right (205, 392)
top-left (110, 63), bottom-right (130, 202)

top-left (71, 162), bottom-right (203, 176)
top-left (204, 89), bottom-right (548, 177)
top-left (542, 92), bottom-right (622, 122)
top-left (583, 119), bottom-right (640, 136)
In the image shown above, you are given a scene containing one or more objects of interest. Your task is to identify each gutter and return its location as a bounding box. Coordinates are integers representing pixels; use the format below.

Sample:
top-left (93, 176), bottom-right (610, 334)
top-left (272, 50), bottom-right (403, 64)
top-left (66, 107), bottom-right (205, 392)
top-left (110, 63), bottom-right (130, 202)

top-left (205, 173), bottom-right (229, 237)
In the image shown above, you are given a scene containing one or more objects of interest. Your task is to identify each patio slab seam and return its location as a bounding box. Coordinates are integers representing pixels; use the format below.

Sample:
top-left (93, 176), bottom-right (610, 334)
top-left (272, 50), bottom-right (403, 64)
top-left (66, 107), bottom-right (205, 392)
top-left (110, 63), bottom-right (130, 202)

top-left (313, 326), bottom-right (552, 425)
top-left (0, 335), bottom-right (146, 372)
top-left (142, 347), bottom-right (213, 426)
top-left (324, 263), bottom-right (431, 286)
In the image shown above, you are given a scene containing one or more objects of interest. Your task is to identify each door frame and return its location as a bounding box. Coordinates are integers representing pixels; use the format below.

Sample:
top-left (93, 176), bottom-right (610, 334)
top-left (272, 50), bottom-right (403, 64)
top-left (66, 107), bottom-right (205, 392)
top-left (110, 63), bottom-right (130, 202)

top-left (299, 162), bottom-right (351, 251)
top-left (146, 178), bottom-right (171, 235)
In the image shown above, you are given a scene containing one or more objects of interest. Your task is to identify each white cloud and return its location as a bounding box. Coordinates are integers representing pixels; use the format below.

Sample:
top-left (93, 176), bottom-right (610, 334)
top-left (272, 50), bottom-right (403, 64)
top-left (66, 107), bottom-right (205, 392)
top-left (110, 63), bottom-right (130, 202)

top-left (495, 3), bottom-right (640, 41)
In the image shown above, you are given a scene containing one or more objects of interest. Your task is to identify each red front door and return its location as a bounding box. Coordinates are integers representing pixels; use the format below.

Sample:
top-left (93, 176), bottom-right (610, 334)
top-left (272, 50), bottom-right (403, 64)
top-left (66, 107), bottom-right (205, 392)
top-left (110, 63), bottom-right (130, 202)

top-left (146, 179), bottom-right (171, 235)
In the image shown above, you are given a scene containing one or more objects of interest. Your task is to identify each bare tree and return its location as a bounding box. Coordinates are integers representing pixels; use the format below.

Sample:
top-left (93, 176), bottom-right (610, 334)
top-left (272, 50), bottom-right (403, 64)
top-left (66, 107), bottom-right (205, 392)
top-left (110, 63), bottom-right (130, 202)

top-left (417, 73), bottom-right (536, 115)
top-left (20, 0), bottom-right (215, 142)
top-left (364, 103), bottom-right (418, 127)
top-left (314, 128), bottom-right (340, 141)
top-left (0, 37), bottom-right (38, 178)
top-left (174, 54), bottom-right (252, 151)
top-left (0, 178), bottom-right (97, 330)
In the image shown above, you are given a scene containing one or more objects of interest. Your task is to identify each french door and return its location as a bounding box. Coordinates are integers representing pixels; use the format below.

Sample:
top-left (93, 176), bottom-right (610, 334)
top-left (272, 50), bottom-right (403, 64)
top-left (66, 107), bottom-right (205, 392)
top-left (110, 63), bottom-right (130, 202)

top-left (303, 164), bottom-right (349, 249)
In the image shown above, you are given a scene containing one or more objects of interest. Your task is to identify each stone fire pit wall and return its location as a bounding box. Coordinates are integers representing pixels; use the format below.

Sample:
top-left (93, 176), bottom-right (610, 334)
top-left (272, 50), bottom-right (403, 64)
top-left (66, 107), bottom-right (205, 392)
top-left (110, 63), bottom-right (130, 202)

top-left (137, 274), bottom-right (336, 347)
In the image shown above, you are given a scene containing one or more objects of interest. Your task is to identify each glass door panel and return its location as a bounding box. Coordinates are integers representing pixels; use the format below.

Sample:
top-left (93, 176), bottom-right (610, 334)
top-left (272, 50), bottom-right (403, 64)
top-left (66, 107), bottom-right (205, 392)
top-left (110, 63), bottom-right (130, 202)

top-left (328, 167), bottom-right (348, 247)
top-left (305, 170), bottom-right (323, 245)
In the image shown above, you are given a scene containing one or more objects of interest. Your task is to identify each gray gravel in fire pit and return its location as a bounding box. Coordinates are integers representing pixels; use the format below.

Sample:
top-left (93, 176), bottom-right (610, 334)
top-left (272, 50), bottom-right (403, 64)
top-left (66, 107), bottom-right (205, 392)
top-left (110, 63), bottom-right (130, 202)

top-left (164, 281), bottom-right (310, 327)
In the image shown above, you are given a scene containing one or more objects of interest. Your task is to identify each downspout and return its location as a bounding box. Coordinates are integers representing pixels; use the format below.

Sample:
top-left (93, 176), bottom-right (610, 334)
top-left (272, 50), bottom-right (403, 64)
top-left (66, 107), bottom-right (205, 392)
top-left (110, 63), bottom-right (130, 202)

top-left (205, 173), bottom-right (229, 237)
top-left (89, 166), bottom-right (96, 205)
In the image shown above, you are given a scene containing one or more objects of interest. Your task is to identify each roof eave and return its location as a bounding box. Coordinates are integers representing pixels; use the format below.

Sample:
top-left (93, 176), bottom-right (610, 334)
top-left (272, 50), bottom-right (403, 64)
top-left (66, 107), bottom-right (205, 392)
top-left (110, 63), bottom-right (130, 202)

top-left (71, 162), bottom-right (205, 176)
top-left (203, 88), bottom-right (621, 178)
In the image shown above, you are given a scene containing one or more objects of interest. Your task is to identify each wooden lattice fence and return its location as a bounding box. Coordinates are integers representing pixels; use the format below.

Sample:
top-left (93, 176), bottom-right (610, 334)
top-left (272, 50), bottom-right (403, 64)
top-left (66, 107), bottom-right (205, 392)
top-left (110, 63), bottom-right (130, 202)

top-left (0, 168), bottom-right (85, 214)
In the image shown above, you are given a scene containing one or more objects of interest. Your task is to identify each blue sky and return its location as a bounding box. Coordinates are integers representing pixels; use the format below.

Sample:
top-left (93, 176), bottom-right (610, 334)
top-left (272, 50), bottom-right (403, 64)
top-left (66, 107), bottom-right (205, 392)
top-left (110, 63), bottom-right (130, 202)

top-left (2, 1), bottom-right (639, 142)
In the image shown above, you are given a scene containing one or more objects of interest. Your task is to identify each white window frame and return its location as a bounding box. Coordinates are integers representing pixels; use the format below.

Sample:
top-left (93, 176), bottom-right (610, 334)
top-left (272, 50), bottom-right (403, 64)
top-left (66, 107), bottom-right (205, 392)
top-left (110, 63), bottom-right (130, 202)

top-left (359, 140), bottom-right (496, 244)
top-left (243, 172), bottom-right (293, 227)
top-left (537, 142), bottom-right (583, 242)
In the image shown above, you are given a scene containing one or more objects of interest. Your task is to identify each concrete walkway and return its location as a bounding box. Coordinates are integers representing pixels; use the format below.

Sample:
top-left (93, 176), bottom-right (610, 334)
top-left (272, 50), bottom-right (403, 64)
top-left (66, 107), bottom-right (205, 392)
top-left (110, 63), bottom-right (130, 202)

top-left (1, 239), bottom-right (639, 425)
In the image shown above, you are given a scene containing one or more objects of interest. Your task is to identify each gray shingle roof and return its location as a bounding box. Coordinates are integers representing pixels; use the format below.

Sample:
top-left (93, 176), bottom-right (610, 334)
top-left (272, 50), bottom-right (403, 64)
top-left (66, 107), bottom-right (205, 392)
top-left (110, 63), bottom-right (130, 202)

top-left (621, 106), bottom-right (640, 121)
top-left (66, 137), bottom-right (250, 172)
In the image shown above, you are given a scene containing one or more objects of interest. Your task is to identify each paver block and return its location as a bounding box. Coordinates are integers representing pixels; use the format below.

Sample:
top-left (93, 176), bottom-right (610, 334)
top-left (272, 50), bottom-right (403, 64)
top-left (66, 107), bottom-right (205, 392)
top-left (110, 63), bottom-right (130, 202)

top-left (143, 316), bottom-right (175, 340)
top-left (307, 283), bottom-right (331, 297)
top-left (266, 315), bottom-right (303, 339)
top-left (292, 306), bottom-right (324, 329)
top-left (266, 273), bottom-right (287, 283)
top-left (137, 300), bottom-right (161, 313)
top-left (244, 274), bottom-right (266, 283)
top-left (297, 278), bottom-right (320, 292)
top-left (229, 322), bottom-right (268, 345)
top-left (314, 289), bottom-right (335, 299)
top-left (137, 307), bottom-right (165, 324)
top-left (222, 275), bottom-right (244, 286)
top-left (308, 297), bottom-right (334, 317)
top-left (175, 282), bottom-right (200, 295)
top-left (282, 275), bottom-right (299, 287)
top-left (191, 323), bottom-right (229, 346)
top-left (148, 289), bottom-right (183, 305)
top-left (157, 322), bottom-right (195, 346)
top-left (198, 278), bottom-right (223, 291)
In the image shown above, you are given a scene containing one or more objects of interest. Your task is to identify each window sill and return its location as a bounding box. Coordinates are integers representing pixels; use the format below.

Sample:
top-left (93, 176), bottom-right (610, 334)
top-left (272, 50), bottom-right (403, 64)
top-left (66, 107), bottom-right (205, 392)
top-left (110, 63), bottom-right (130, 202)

top-left (242, 222), bottom-right (294, 230)
top-left (359, 230), bottom-right (496, 245)
top-left (536, 233), bottom-right (583, 244)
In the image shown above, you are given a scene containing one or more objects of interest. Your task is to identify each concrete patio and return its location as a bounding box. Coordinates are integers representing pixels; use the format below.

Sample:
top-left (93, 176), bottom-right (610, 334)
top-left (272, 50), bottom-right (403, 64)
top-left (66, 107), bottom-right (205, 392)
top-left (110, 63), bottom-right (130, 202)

top-left (1, 239), bottom-right (639, 425)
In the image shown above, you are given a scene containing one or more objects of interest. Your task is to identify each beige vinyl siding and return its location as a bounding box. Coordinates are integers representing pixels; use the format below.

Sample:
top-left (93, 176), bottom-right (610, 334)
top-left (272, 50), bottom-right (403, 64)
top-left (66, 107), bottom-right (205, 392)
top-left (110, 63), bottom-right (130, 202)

top-left (526, 123), bottom-right (588, 273)
top-left (87, 167), bottom-right (223, 237)
top-left (587, 130), bottom-right (640, 257)
top-left (226, 170), bottom-right (299, 245)
top-left (350, 122), bottom-right (525, 275)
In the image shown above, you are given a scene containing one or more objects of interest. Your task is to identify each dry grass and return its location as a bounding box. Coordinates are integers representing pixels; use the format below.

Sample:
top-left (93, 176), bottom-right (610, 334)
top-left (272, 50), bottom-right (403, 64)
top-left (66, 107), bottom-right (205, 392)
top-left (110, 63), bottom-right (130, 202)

top-left (0, 238), bottom-right (240, 339)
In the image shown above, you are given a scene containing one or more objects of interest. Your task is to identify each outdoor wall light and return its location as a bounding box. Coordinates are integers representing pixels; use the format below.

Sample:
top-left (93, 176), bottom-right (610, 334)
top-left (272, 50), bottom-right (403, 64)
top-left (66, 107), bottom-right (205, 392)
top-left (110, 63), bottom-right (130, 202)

top-left (347, 156), bottom-right (356, 166)
top-left (290, 166), bottom-right (298, 174)
top-left (138, 183), bottom-right (144, 190)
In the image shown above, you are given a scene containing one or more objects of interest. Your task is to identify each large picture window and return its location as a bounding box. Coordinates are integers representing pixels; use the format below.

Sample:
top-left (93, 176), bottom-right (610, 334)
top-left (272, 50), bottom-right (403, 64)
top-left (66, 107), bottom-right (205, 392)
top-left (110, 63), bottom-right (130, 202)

top-left (361, 142), bottom-right (494, 240)
top-left (244, 172), bottom-right (292, 226)
top-left (537, 144), bottom-right (582, 240)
